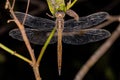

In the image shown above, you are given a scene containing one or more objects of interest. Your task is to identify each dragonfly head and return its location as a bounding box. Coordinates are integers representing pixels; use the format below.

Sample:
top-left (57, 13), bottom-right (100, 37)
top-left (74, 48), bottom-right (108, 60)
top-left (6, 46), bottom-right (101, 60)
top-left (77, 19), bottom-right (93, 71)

top-left (55, 11), bottom-right (65, 19)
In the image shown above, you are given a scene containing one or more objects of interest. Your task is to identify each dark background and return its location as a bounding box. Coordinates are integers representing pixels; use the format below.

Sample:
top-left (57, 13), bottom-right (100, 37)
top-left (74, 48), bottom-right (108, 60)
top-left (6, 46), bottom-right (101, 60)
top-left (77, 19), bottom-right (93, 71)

top-left (0, 0), bottom-right (120, 80)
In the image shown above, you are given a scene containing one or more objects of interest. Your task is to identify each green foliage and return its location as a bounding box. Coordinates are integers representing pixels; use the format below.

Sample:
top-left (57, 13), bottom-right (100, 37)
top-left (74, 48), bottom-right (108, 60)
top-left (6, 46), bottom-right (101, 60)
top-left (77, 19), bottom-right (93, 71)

top-left (46, 0), bottom-right (77, 16)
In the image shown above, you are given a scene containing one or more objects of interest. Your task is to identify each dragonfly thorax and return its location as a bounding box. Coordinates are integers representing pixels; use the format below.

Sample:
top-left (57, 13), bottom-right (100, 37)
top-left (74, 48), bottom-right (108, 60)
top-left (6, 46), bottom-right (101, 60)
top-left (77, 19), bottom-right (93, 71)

top-left (55, 11), bottom-right (65, 19)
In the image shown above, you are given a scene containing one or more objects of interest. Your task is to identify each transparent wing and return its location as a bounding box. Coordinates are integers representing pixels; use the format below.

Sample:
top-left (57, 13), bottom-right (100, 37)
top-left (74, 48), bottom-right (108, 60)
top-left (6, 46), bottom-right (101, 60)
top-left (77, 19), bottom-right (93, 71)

top-left (9, 28), bottom-right (57, 45)
top-left (12, 12), bottom-right (55, 30)
top-left (64, 12), bottom-right (109, 31)
top-left (62, 29), bottom-right (111, 45)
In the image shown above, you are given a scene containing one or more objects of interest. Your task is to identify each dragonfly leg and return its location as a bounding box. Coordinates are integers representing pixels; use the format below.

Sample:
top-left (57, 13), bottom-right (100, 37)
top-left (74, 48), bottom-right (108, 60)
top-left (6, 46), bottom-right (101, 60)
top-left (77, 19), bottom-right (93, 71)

top-left (66, 9), bottom-right (79, 21)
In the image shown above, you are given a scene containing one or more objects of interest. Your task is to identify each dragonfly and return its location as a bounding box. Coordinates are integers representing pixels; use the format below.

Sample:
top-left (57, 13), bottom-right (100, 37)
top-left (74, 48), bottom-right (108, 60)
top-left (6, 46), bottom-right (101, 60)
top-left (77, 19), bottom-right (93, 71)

top-left (9, 11), bottom-right (111, 75)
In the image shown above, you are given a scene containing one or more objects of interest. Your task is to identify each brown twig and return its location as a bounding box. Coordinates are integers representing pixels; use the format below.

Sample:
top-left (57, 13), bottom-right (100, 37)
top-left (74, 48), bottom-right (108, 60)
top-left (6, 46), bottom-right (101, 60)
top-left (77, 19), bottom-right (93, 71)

top-left (22, 0), bottom-right (30, 25)
top-left (74, 15), bottom-right (120, 80)
top-left (6, 0), bottom-right (41, 80)
top-left (94, 15), bottom-right (120, 29)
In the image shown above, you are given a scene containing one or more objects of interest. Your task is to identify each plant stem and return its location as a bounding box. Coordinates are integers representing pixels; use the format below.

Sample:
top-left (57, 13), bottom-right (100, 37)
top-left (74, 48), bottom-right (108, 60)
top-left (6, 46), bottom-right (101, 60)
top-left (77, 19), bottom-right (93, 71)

top-left (0, 43), bottom-right (32, 64)
top-left (37, 27), bottom-right (56, 65)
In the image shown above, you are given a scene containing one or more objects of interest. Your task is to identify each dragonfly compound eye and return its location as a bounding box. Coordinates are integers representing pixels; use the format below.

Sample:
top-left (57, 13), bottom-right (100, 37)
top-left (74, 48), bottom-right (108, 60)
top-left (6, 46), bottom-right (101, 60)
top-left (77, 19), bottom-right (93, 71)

top-left (55, 11), bottom-right (65, 18)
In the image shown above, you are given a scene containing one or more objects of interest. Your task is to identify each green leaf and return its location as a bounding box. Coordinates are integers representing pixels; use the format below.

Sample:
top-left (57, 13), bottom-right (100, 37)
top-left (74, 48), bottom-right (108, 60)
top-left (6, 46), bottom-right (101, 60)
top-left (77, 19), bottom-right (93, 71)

top-left (47, 0), bottom-right (77, 16)
top-left (47, 0), bottom-right (66, 15)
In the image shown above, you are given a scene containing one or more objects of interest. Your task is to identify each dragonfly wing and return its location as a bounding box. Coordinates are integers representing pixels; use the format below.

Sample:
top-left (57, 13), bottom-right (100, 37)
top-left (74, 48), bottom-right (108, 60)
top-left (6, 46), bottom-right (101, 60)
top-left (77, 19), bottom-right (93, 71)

top-left (64, 12), bottom-right (109, 31)
top-left (11, 12), bottom-right (55, 30)
top-left (62, 29), bottom-right (111, 45)
top-left (9, 28), bottom-right (57, 45)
